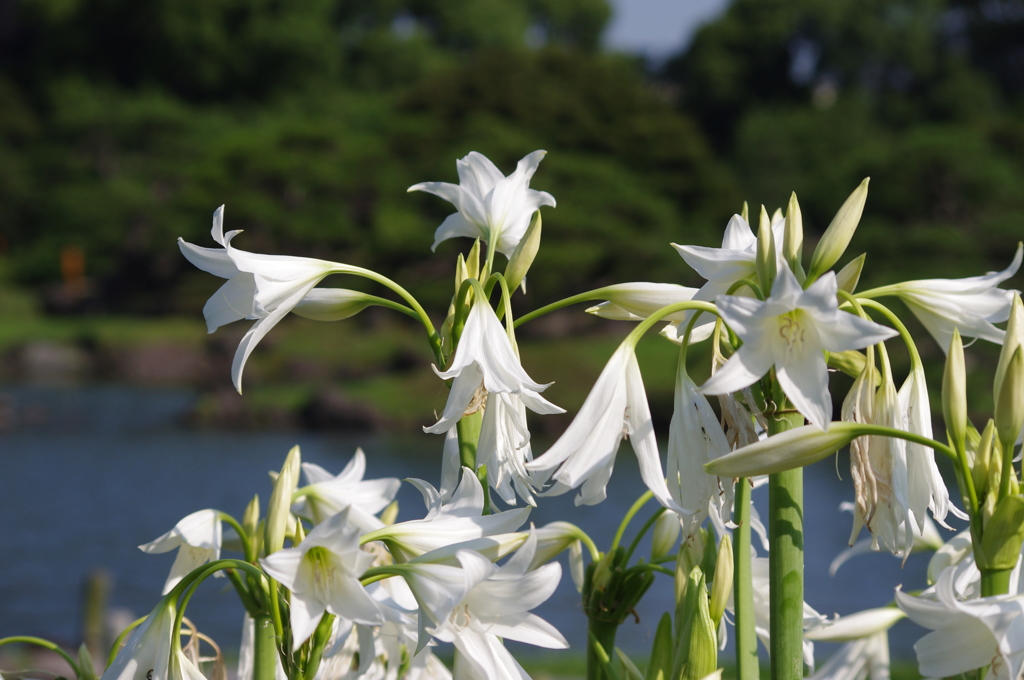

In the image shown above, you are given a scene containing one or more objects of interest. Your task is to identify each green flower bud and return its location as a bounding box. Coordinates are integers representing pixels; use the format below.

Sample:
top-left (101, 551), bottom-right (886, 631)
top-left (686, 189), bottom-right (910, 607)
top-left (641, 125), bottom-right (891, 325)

top-left (676, 567), bottom-right (717, 680)
top-left (651, 512), bottom-right (681, 562)
top-left (784, 192), bottom-right (805, 280)
top-left (740, 201), bottom-right (749, 225)
top-left (756, 205), bottom-right (777, 294)
top-left (265, 445), bottom-right (301, 555)
top-left (293, 516), bottom-right (306, 545)
top-left (979, 495), bottom-right (1024, 570)
top-left (466, 238), bottom-right (481, 281)
top-left (709, 534), bottom-right (733, 627)
top-left (504, 211), bottom-right (542, 294)
top-left (77, 643), bottom-right (98, 680)
top-left (995, 293), bottom-right (1024, 400)
top-left (995, 346), bottom-right (1024, 452)
top-left (942, 329), bottom-right (968, 449)
top-left (647, 613), bottom-right (674, 680)
top-left (974, 419), bottom-right (996, 500)
top-left (835, 253), bottom-right (867, 294)
top-left (807, 178), bottom-right (870, 282)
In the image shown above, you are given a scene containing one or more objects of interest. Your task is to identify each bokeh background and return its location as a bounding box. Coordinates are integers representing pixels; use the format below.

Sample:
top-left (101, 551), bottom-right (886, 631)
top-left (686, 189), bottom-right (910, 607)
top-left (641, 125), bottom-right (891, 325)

top-left (1, 0), bottom-right (1023, 673)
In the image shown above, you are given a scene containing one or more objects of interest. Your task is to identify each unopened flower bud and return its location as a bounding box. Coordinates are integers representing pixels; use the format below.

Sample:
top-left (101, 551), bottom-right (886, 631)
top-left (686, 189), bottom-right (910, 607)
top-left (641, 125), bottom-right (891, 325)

top-left (995, 346), bottom-right (1024, 451)
top-left (995, 293), bottom-right (1023, 400)
top-left (290, 289), bottom-right (378, 322)
top-left (266, 446), bottom-right (301, 555)
top-left (974, 419), bottom-right (996, 500)
top-left (756, 205), bottom-right (777, 293)
top-left (709, 534), bottom-right (733, 627)
top-left (504, 211), bottom-right (542, 293)
top-left (677, 567), bottom-right (717, 680)
top-left (836, 253), bottom-right (867, 294)
top-left (808, 178), bottom-right (870, 282)
top-left (942, 329), bottom-right (968, 448)
top-left (651, 512), bottom-right (682, 561)
top-left (784, 192), bottom-right (804, 279)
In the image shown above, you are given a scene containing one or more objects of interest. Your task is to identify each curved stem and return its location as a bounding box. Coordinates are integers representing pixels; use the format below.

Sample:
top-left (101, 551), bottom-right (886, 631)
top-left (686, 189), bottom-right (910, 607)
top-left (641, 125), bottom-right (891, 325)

top-left (610, 491), bottom-right (653, 552)
top-left (341, 266), bottom-right (443, 366)
top-left (726, 277), bottom-right (765, 300)
top-left (0, 637), bottom-right (80, 678)
top-left (853, 298), bottom-right (924, 368)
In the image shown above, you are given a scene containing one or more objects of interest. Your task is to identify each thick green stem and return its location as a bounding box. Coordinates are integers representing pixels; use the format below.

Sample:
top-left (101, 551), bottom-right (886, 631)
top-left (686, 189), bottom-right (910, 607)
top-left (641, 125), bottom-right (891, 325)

top-left (586, 619), bottom-right (619, 680)
top-left (981, 569), bottom-right (1014, 597)
top-left (768, 411), bottom-right (805, 680)
top-left (253, 615), bottom-right (279, 680)
top-left (733, 478), bottom-right (759, 680)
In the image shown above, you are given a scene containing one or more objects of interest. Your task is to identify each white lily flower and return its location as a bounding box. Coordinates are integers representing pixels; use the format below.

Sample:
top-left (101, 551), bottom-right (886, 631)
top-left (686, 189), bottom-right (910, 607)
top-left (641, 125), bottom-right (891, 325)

top-left (292, 448), bottom-right (400, 531)
top-left (365, 470), bottom-right (530, 562)
top-left (424, 298), bottom-right (563, 435)
top-left (865, 243), bottom-right (1022, 351)
top-left (526, 343), bottom-right (684, 512)
top-left (139, 509), bottom-right (222, 595)
top-left (669, 213), bottom-right (785, 341)
top-left (896, 566), bottom-right (1024, 680)
top-left (667, 360), bottom-right (731, 537)
top-left (584, 282), bottom-right (701, 338)
top-left (179, 206), bottom-right (368, 392)
top-left (700, 260), bottom-right (897, 430)
top-left (101, 600), bottom-right (176, 680)
top-left (924, 531), bottom-right (1024, 599)
top-left (260, 507), bottom-right (385, 649)
top-left (402, 532), bottom-right (568, 680)
top-left (409, 151), bottom-right (555, 258)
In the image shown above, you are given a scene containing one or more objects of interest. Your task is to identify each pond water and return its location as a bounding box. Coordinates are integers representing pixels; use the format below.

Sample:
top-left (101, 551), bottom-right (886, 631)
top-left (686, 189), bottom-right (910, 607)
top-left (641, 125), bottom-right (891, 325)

top-left (0, 385), bottom-right (953, 663)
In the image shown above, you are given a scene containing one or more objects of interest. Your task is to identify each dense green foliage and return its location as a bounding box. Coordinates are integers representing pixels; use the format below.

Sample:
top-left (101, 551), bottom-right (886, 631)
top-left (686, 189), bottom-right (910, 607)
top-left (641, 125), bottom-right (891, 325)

top-left (0, 0), bottom-right (1021, 315)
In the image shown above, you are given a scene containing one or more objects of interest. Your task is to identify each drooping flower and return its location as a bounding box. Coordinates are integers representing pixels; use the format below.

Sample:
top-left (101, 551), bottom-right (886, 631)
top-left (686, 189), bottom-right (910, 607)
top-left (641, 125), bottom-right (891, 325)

top-left (476, 391), bottom-right (541, 506)
top-left (700, 260), bottom-right (897, 430)
top-left (139, 509), bottom-right (222, 595)
top-left (803, 608), bottom-right (903, 680)
top-left (179, 206), bottom-right (371, 392)
top-left (291, 448), bottom-right (400, 531)
top-left (364, 469), bottom-right (530, 563)
top-left (584, 283), bottom-right (701, 337)
top-left (830, 506), bottom-right (944, 576)
top-left (424, 298), bottom-right (562, 435)
top-left (260, 507), bottom-right (385, 649)
top-left (527, 343), bottom-right (684, 512)
top-left (667, 360), bottom-right (731, 537)
top-left (409, 151), bottom-right (555, 257)
top-left (896, 567), bottom-right (1024, 680)
top-left (862, 243), bottom-right (1022, 351)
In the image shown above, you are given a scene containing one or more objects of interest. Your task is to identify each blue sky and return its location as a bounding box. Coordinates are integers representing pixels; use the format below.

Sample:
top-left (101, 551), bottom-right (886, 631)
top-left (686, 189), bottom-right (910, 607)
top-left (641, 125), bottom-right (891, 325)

top-left (603, 0), bottom-right (730, 59)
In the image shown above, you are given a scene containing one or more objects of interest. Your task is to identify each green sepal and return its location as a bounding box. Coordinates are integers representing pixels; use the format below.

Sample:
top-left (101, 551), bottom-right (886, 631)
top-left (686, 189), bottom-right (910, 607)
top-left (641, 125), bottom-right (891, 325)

top-left (504, 211), bottom-right (542, 294)
top-left (807, 178), bottom-right (870, 282)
